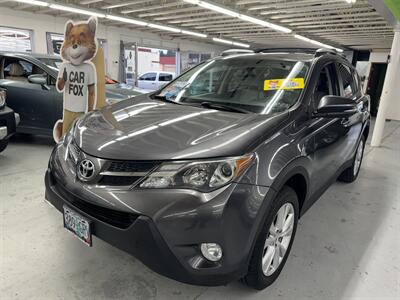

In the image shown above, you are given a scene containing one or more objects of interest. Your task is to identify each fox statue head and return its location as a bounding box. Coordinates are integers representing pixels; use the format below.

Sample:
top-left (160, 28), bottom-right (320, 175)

top-left (61, 16), bottom-right (98, 66)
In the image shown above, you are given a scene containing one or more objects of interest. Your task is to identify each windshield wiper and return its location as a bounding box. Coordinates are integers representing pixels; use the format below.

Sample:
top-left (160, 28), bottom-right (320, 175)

top-left (200, 102), bottom-right (251, 114)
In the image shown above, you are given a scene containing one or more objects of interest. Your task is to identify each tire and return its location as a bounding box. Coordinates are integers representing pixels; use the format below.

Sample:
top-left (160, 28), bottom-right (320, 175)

top-left (243, 186), bottom-right (299, 290)
top-left (338, 135), bottom-right (365, 183)
top-left (0, 139), bottom-right (8, 153)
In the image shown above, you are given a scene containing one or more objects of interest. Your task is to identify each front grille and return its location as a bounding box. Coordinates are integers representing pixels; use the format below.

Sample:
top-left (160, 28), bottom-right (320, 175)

top-left (56, 183), bottom-right (139, 229)
top-left (107, 161), bottom-right (158, 173)
top-left (99, 161), bottom-right (159, 186)
top-left (98, 176), bottom-right (142, 186)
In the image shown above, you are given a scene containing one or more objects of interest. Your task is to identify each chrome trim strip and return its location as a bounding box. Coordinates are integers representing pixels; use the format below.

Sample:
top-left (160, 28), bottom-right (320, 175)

top-left (99, 171), bottom-right (149, 177)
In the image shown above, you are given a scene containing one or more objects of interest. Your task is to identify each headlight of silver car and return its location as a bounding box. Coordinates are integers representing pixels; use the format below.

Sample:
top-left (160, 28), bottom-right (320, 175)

top-left (140, 155), bottom-right (254, 192)
top-left (0, 89), bottom-right (6, 108)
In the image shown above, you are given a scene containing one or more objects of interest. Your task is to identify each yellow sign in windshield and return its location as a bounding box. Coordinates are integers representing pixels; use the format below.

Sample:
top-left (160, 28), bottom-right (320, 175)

top-left (264, 78), bottom-right (305, 91)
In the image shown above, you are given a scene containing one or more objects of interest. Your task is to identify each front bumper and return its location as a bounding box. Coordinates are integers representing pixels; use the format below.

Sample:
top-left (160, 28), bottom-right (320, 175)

top-left (0, 106), bottom-right (16, 140)
top-left (45, 146), bottom-right (272, 286)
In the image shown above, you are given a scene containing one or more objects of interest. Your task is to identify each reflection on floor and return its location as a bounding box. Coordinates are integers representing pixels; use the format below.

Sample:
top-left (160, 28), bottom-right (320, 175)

top-left (1, 121), bottom-right (399, 300)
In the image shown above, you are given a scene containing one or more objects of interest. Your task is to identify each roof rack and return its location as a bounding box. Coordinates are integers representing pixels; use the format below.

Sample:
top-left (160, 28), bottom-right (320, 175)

top-left (255, 47), bottom-right (345, 58)
top-left (221, 49), bottom-right (255, 56)
top-left (255, 48), bottom-right (316, 54)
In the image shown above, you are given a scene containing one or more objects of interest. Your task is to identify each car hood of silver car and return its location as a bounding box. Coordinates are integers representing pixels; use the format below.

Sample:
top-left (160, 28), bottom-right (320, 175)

top-left (73, 96), bottom-right (288, 160)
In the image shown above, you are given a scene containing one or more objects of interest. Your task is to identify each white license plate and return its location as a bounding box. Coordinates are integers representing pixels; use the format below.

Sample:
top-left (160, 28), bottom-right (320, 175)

top-left (63, 205), bottom-right (92, 247)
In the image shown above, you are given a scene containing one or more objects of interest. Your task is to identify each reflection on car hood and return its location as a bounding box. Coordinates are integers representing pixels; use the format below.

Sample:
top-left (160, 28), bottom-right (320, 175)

top-left (74, 95), bottom-right (288, 160)
top-left (106, 83), bottom-right (148, 97)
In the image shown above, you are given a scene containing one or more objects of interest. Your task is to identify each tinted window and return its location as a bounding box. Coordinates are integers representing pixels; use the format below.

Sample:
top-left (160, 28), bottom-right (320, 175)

top-left (338, 63), bottom-right (355, 98)
top-left (139, 72), bottom-right (156, 81)
top-left (158, 58), bottom-right (310, 114)
top-left (159, 73), bottom-right (173, 82)
top-left (313, 63), bottom-right (339, 110)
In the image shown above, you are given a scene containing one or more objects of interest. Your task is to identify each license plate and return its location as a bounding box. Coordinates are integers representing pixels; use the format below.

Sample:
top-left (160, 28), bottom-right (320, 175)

top-left (63, 205), bottom-right (92, 247)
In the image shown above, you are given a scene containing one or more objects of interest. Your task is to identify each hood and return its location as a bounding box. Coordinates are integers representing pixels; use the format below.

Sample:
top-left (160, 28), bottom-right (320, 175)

top-left (74, 95), bottom-right (288, 160)
top-left (106, 83), bottom-right (148, 97)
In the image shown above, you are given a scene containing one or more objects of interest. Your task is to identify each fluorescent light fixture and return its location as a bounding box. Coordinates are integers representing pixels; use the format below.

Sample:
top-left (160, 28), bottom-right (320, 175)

top-left (232, 41), bottom-right (250, 48)
top-left (148, 23), bottom-right (181, 33)
top-left (14, 0), bottom-right (49, 6)
top-left (198, 1), bottom-right (239, 18)
top-left (50, 4), bottom-right (106, 17)
top-left (294, 34), bottom-right (343, 53)
top-left (213, 37), bottom-right (233, 45)
top-left (238, 15), bottom-right (292, 33)
top-left (184, 0), bottom-right (291, 33)
top-left (181, 30), bottom-right (207, 38)
top-left (106, 15), bottom-right (147, 26)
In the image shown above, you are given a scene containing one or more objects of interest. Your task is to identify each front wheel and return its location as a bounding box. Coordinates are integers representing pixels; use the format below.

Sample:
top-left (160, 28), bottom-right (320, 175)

top-left (243, 186), bottom-right (299, 290)
top-left (0, 139), bottom-right (9, 153)
top-left (338, 136), bottom-right (365, 183)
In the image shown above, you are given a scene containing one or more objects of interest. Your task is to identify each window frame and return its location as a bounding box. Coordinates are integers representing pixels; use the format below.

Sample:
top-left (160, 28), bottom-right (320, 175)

top-left (336, 62), bottom-right (358, 99)
top-left (311, 62), bottom-right (340, 111)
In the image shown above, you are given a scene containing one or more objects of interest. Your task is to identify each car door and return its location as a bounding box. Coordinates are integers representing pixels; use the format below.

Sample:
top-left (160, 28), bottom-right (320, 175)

top-left (137, 72), bottom-right (157, 90)
top-left (157, 72), bottom-right (173, 89)
top-left (0, 57), bottom-right (58, 134)
top-left (306, 62), bottom-right (352, 197)
top-left (335, 62), bottom-right (368, 166)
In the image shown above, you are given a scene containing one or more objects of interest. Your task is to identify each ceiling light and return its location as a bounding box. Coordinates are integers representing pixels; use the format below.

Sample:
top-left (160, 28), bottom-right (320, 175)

top-left (198, 1), bottom-right (239, 18)
top-left (232, 41), bottom-right (250, 48)
top-left (49, 4), bottom-right (106, 18)
top-left (294, 34), bottom-right (343, 52)
top-left (238, 15), bottom-right (292, 33)
top-left (106, 15), bottom-right (147, 26)
top-left (14, 0), bottom-right (49, 6)
top-left (212, 37), bottom-right (233, 45)
top-left (183, 0), bottom-right (291, 33)
top-left (148, 23), bottom-right (181, 33)
top-left (181, 30), bottom-right (207, 38)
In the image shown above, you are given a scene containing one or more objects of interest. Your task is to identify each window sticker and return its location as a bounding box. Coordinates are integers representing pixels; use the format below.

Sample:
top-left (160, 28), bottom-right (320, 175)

top-left (264, 78), bottom-right (305, 91)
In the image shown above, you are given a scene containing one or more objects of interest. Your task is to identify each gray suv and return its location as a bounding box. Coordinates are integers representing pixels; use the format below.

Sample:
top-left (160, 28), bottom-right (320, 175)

top-left (45, 49), bottom-right (370, 290)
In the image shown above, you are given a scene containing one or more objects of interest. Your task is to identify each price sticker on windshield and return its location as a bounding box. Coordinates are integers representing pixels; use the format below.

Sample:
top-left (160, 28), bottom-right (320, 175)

top-left (264, 78), bottom-right (305, 91)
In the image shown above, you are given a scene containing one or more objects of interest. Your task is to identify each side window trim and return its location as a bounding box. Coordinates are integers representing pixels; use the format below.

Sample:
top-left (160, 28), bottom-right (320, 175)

top-left (336, 62), bottom-right (358, 100)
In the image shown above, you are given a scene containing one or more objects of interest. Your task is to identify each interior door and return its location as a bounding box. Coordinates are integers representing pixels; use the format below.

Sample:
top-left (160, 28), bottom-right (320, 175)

top-left (0, 58), bottom-right (58, 134)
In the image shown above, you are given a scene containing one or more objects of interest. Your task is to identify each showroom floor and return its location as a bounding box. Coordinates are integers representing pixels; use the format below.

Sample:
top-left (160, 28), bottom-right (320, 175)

top-left (1, 121), bottom-right (399, 300)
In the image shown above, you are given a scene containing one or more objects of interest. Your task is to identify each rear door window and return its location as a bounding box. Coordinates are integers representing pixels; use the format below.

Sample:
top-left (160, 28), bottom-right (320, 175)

top-left (159, 73), bottom-right (173, 82)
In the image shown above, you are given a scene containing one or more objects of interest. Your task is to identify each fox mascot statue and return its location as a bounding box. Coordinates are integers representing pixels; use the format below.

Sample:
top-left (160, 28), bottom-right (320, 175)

top-left (53, 16), bottom-right (98, 142)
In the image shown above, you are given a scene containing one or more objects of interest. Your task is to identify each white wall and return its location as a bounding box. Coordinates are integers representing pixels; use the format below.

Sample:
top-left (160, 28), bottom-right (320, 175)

top-left (0, 7), bottom-right (227, 79)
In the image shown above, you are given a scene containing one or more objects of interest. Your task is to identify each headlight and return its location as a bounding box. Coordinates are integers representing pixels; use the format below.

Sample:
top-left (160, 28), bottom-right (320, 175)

top-left (140, 155), bottom-right (253, 192)
top-left (0, 90), bottom-right (6, 108)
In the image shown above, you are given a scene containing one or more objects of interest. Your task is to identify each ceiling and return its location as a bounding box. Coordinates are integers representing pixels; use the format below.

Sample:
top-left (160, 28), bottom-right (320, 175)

top-left (3, 0), bottom-right (395, 50)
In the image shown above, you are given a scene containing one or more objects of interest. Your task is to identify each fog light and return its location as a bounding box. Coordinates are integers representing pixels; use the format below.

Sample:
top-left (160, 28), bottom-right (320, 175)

top-left (200, 243), bottom-right (223, 262)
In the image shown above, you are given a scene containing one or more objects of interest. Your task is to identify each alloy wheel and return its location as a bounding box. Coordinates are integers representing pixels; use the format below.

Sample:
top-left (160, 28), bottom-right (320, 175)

top-left (262, 203), bottom-right (295, 276)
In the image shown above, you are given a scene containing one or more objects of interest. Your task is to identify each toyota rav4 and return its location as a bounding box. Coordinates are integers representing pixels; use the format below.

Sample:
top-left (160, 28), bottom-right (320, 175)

top-left (45, 48), bottom-right (370, 290)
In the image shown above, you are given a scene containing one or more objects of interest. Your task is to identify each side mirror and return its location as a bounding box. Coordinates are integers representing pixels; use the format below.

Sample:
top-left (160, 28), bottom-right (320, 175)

top-left (28, 74), bottom-right (47, 85)
top-left (314, 95), bottom-right (357, 118)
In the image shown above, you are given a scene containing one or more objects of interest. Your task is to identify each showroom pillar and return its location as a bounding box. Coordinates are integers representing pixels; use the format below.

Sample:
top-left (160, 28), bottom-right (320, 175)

top-left (371, 29), bottom-right (400, 147)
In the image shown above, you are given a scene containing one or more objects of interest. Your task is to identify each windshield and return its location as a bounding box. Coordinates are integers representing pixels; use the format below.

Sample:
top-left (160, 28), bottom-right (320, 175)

top-left (37, 57), bottom-right (63, 69)
top-left (157, 56), bottom-right (309, 114)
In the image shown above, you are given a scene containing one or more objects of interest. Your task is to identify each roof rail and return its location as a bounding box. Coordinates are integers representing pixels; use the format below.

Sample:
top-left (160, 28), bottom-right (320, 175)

top-left (221, 49), bottom-right (255, 56)
top-left (315, 48), bottom-right (346, 58)
top-left (255, 48), bottom-right (316, 54)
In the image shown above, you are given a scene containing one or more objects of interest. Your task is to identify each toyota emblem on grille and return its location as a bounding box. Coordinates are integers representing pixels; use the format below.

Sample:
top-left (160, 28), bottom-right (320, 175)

top-left (78, 159), bottom-right (96, 181)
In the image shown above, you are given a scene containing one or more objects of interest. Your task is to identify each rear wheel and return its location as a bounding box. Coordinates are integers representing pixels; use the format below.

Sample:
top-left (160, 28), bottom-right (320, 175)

top-left (338, 136), bottom-right (365, 183)
top-left (243, 186), bottom-right (299, 290)
top-left (0, 139), bottom-right (9, 153)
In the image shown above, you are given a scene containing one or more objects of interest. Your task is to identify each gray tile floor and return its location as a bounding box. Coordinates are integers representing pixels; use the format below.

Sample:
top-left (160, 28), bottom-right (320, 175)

top-left (1, 121), bottom-right (399, 300)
